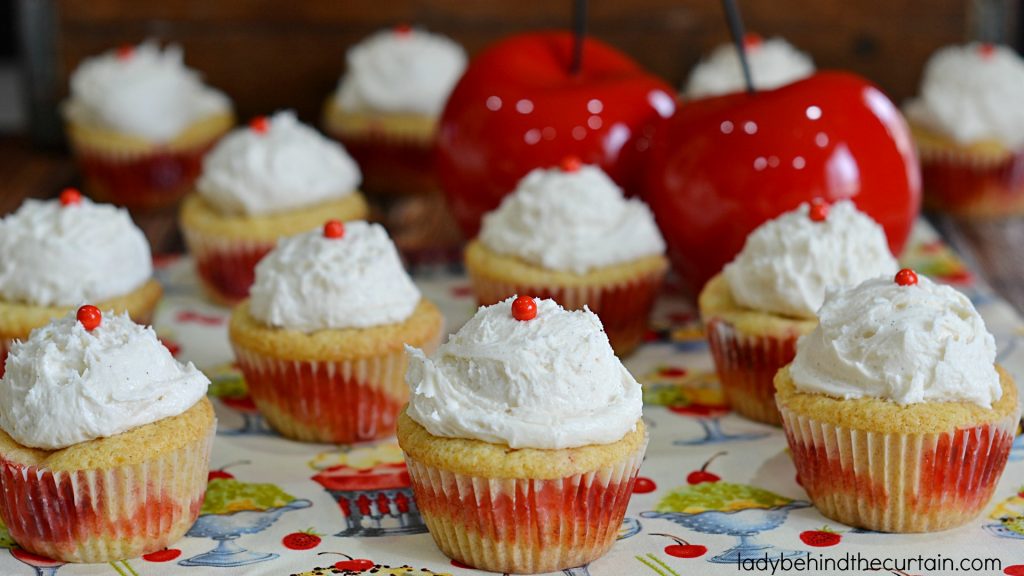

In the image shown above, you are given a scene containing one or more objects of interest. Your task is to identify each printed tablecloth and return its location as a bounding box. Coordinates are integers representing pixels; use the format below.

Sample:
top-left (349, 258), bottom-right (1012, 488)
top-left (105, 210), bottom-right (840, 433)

top-left (3, 220), bottom-right (1022, 576)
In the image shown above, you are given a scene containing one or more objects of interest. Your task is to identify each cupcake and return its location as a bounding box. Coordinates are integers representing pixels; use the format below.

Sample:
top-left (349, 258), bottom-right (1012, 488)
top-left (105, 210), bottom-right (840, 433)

top-left (685, 34), bottom-right (815, 99)
top-left (698, 200), bottom-right (898, 425)
top-left (0, 306), bottom-right (215, 562)
top-left (904, 43), bottom-right (1024, 216)
top-left (0, 191), bottom-right (162, 377)
top-left (398, 296), bottom-right (647, 574)
top-left (464, 159), bottom-right (668, 355)
top-left (229, 220), bottom-right (443, 444)
top-left (180, 111), bottom-right (369, 305)
top-left (776, 270), bottom-right (1019, 532)
top-left (62, 40), bottom-right (234, 212)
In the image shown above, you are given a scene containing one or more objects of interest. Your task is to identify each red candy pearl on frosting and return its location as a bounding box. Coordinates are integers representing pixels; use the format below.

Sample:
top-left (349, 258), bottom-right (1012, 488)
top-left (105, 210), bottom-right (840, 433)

top-left (395, 23), bottom-right (412, 36)
top-left (559, 156), bottom-right (582, 173)
top-left (743, 33), bottom-right (763, 50)
top-left (77, 305), bottom-right (102, 331)
top-left (60, 188), bottom-right (82, 206)
top-left (808, 199), bottom-right (829, 222)
top-left (511, 296), bottom-right (537, 321)
top-left (249, 116), bottom-right (270, 134)
top-left (323, 219), bottom-right (345, 239)
top-left (116, 44), bottom-right (134, 60)
top-left (895, 268), bottom-right (918, 287)
top-left (979, 43), bottom-right (996, 59)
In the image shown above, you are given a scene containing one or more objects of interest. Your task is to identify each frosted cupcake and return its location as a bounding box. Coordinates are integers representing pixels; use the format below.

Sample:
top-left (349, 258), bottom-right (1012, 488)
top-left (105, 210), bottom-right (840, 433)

top-left (399, 296), bottom-right (646, 574)
top-left (904, 43), bottom-right (1024, 216)
top-left (465, 159), bottom-right (668, 355)
top-left (62, 40), bottom-right (234, 211)
top-left (699, 200), bottom-right (898, 425)
top-left (777, 270), bottom-right (1019, 532)
top-left (229, 220), bottom-right (443, 444)
top-left (0, 191), bottom-right (162, 377)
top-left (0, 306), bottom-right (215, 562)
top-left (180, 111), bottom-right (369, 304)
top-left (324, 25), bottom-right (466, 196)
top-left (685, 34), bottom-right (814, 99)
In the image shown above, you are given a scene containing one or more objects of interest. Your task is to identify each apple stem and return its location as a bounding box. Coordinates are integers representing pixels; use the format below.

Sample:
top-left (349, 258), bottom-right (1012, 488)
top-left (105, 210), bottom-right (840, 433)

top-left (721, 0), bottom-right (755, 94)
top-left (570, 0), bottom-right (587, 75)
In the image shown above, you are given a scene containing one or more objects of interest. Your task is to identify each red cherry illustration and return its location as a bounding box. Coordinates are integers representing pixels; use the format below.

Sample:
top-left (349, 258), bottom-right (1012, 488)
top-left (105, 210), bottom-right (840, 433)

top-left (59, 188), bottom-right (82, 206)
top-left (1004, 565), bottom-right (1024, 576)
top-left (560, 155), bottom-right (583, 173)
top-left (249, 116), bottom-right (270, 134)
top-left (142, 548), bottom-right (182, 562)
top-left (651, 533), bottom-right (707, 559)
top-left (282, 529), bottom-right (322, 550)
top-left (1017, 485), bottom-right (1024, 498)
top-left (116, 44), bottom-right (134, 60)
top-left (633, 477), bottom-right (657, 494)
top-left (979, 43), bottom-right (996, 59)
top-left (207, 460), bottom-right (250, 481)
top-left (323, 219), bottom-right (345, 239)
top-left (808, 199), bottom-right (829, 222)
top-left (76, 305), bottom-right (102, 331)
top-left (511, 295), bottom-right (537, 321)
top-left (658, 366), bottom-right (688, 378)
top-left (10, 549), bottom-right (63, 566)
top-left (799, 527), bottom-right (842, 547)
top-left (743, 33), bottom-right (763, 50)
top-left (319, 552), bottom-right (374, 572)
top-left (686, 451), bottom-right (726, 484)
top-left (895, 268), bottom-right (918, 287)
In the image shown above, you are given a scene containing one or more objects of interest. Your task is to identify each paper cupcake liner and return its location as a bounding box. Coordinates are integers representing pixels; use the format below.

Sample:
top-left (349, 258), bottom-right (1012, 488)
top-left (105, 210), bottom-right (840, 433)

top-left (180, 228), bottom-right (276, 305)
top-left (779, 404), bottom-right (1019, 532)
top-left (705, 318), bottom-right (797, 426)
top-left (469, 270), bottom-right (665, 356)
top-left (234, 347), bottom-right (421, 444)
top-left (0, 428), bottom-right (214, 562)
top-left (404, 438), bottom-right (647, 574)
top-left (70, 140), bottom-right (220, 213)
top-left (325, 127), bottom-right (438, 197)
top-left (0, 338), bottom-right (9, 379)
top-left (917, 146), bottom-right (1024, 217)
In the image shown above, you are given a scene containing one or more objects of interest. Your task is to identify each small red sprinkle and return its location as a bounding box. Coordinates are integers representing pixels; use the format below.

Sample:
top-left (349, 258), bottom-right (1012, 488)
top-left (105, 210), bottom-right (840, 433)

top-left (59, 188), bottom-right (82, 206)
top-left (116, 44), bottom-right (134, 60)
top-left (77, 305), bottom-right (102, 331)
top-left (808, 199), bottom-right (829, 222)
top-left (979, 43), bottom-right (996, 59)
top-left (323, 219), bottom-right (345, 239)
top-left (395, 23), bottom-right (412, 36)
top-left (559, 156), bottom-right (582, 172)
top-left (743, 33), bottom-right (763, 50)
top-left (511, 296), bottom-right (537, 321)
top-left (249, 116), bottom-right (270, 134)
top-left (895, 268), bottom-right (918, 287)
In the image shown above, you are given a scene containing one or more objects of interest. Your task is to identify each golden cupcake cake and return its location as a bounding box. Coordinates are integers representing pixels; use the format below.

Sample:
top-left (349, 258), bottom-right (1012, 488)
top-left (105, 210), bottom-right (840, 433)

top-left (699, 200), bottom-right (898, 425)
top-left (398, 296), bottom-right (647, 574)
top-left (229, 220), bottom-right (443, 444)
top-left (465, 159), bottom-right (668, 355)
top-left (0, 191), bottom-right (162, 376)
top-left (180, 110), bottom-right (369, 304)
top-left (776, 269), bottom-right (1019, 532)
top-left (62, 40), bottom-right (234, 211)
top-left (904, 43), bottom-right (1024, 216)
top-left (0, 306), bottom-right (215, 562)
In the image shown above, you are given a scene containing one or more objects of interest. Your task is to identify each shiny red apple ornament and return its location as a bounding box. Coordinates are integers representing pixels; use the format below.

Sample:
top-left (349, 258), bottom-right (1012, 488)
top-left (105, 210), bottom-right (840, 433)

top-left (645, 72), bottom-right (921, 297)
top-left (438, 32), bottom-right (676, 237)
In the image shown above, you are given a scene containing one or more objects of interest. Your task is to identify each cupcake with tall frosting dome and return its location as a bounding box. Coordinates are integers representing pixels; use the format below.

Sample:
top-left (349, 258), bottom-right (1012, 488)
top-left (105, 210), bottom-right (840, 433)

top-left (0, 191), bottom-right (162, 376)
top-left (776, 269), bottom-right (1019, 532)
top-left (685, 34), bottom-right (815, 99)
top-left (699, 200), bottom-right (898, 424)
top-left (229, 220), bottom-right (443, 443)
top-left (62, 40), bottom-right (234, 211)
top-left (0, 306), bottom-right (215, 562)
top-left (398, 295), bottom-right (647, 573)
top-left (180, 110), bottom-right (369, 304)
top-left (465, 158), bottom-right (668, 355)
top-left (904, 42), bottom-right (1024, 216)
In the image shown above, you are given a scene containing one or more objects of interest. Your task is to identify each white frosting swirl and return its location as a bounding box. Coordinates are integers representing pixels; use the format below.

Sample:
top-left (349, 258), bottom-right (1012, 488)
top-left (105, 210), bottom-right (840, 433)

top-left (904, 43), bottom-right (1024, 148)
top-left (685, 37), bottom-right (815, 98)
top-left (249, 221), bottom-right (420, 332)
top-left (0, 311), bottom-right (210, 449)
top-left (334, 27), bottom-right (467, 116)
top-left (196, 111), bottom-right (361, 216)
top-left (723, 200), bottom-right (898, 319)
top-left (790, 275), bottom-right (1001, 408)
top-left (64, 40), bottom-right (231, 142)
top-left (405, 297), bottom-right (643, 449)
top-left (478, 164), bottom-right (665, 274)
top-left (0, 198), bottom-right (152, 307)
